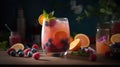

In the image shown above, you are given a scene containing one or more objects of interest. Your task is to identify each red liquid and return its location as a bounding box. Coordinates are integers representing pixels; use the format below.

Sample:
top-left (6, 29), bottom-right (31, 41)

top-left (41, 18), bottom-right (70, 53)
top-left (9, 32), bottom-right (21, 46)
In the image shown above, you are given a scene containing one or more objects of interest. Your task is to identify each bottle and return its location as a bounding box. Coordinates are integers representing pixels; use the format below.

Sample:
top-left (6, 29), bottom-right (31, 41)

top-left (9, 31), bottom-right (21, 46)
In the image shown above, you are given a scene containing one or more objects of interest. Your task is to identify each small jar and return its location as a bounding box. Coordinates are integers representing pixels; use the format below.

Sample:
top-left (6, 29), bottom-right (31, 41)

top-left (96, 22), bottom-right (110, 56)
top-left (9, 32), bottom-right (21, 46)
top-left (111, 18), bottom-right (120, 35)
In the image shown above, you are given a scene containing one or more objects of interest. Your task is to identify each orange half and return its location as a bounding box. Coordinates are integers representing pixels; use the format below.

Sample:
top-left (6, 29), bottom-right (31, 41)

top-left (69, 39), bottom-right (81, 51)
top-left (110, 33), bottom-right (120, 43)
top-left (10, 43), bottom-right (24, 51)
top-left (74, 33), bottom-right (90, 48)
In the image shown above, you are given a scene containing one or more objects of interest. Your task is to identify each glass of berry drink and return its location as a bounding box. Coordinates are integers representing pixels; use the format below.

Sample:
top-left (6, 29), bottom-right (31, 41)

top-left (41, 18), bottom-right (70, 57)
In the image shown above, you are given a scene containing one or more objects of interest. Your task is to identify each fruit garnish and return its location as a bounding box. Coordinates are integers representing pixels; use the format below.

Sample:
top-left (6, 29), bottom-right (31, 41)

top-left (74, 33), bottom-right (90, 48)
top-left (38, 10), bottom-right (56, 25)
top-left (69, 39), bottom-right (81, 51)
top-left (54, 31), bottom-right (68, 42)
top-left (110, 33), bottom-right (120, 43)
top-left (10, 43), bottom-right (24, 51)
top-left (38, 14), bottom-right (46, 25)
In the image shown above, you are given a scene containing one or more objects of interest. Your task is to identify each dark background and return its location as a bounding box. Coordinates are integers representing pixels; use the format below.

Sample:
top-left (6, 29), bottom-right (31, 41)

top-left (0, 0), bottom-right (120, 44)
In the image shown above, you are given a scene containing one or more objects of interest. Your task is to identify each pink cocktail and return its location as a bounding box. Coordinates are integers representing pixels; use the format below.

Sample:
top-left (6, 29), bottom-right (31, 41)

top-left (41, 18), bottom-right (70, 56)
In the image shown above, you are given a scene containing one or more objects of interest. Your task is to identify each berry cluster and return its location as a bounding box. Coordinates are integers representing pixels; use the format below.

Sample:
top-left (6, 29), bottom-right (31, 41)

top-left (6, 44), bottom-right (40, 60)
top-left (44, 38), bottom-right (69, 52)
top-left (105, 42), bottom-right (120, 59)
top-left (71, 47), bottom-right (97, 61)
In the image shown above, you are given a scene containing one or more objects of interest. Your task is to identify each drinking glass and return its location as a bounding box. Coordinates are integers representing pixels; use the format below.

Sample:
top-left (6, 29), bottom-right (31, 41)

top-left (41, 18), bottom-right (70, 57)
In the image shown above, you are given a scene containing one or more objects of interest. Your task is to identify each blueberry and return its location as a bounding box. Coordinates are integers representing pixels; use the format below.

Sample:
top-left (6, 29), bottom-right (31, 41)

top-left (16, 49), bottom-right (23, 54)
top-left (18, 51), bottom-right (24, 57)
top-left (48, 38), bottom-right (52, 43)
top-left (45, 22), bottom-right (49, 26)
top-left (31, 48), bottom-right (37, 53)
top-left (45, 42), bottom-right (53, 47)
top-left (27, 51), bottom-right (33, 57)
top-left (10, 51), bottom-right (16, 57)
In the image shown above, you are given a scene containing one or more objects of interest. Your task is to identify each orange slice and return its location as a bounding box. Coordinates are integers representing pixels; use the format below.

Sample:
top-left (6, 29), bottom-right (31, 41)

top-left (74, 33), bottom-right (90, 48)
top-left (69, 39), bottom-right (81, 51)
top-left (38, 14), bottom-right (46, 25)
top-left (110, 33), bottom-right (120, 43)
top-left (54, 31), bottom-right (67, 41)
top-left (10, 43), bottom-right (24, 51)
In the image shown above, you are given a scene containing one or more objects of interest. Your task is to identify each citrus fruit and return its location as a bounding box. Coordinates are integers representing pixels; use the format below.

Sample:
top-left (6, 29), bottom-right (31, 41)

top-left (74, 33), bottom-right (90, 48)
top-left (54, 31), bottom-right (67, 41)
top-left (110, 33), bottom-right (120, 43)
top-left (38, 14), bottom-right (46, 25)
top-left (69, 39), bottom-right (81, 51)
top-left (10, 43), bottom-right (24, 51)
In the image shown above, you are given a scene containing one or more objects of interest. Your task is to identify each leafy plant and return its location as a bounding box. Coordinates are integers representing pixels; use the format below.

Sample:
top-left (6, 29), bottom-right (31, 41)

top-left (77, 0), bottom-right (119, 22)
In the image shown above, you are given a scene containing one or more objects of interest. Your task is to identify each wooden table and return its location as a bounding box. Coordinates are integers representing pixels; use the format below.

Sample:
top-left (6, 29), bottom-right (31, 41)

top-left (0, 50), bottom-right (120, 66)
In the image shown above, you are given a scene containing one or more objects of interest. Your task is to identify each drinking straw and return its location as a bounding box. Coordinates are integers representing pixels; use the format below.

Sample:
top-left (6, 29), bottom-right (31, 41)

top-left (4, 24), bottom-right (13, 32)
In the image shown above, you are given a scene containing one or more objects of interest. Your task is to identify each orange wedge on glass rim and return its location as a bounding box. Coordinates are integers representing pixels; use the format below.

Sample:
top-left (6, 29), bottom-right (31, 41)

top-left (110, 33), bottom-right (120, 43)
top-left (69, 39), bottom-right (81, 51)
top-left (74, 33), bottom-right (90, 48)
top-left (38, 14), bottom-right (46, 25)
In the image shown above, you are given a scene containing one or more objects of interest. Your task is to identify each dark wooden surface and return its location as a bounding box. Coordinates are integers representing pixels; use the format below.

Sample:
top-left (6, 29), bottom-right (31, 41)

top-left (0, 50), bottom-right (120, 65)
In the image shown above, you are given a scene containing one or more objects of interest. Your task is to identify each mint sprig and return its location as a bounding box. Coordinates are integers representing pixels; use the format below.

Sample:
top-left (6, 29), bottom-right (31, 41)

top-left (42, 10), bottom-right (56, 22)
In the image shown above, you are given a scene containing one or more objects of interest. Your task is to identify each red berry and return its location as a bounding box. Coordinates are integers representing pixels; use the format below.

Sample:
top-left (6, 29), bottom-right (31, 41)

top-left (49, 19), bottom-right (56, 27)
top-left (24, 48), bottom-right (31, 55)
top-left (89, 54), bottom-right (97, 61)
top-left (32, 52), bottom-right (40, 60)
top-left (6, 48), bottom-right (16, 55)
top-left (32, 44), bottom-right (39, 50)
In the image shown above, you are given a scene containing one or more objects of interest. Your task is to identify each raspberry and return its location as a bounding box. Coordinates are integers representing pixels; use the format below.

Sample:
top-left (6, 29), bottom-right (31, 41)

top-left (49, 19), bottom-right (56, 27)
top-left (32, 52), bottom-right (40, 60)
top-left (6, 48), bottom-right (16, 55)
top-left (32, 44), bottom-right (39, 50)
top-left (24, 48), bottom-right (31, 55)
top-left (89, 54), bottom-right (97, 61)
